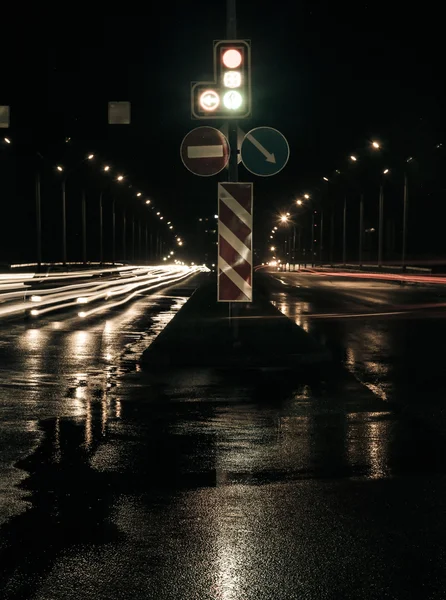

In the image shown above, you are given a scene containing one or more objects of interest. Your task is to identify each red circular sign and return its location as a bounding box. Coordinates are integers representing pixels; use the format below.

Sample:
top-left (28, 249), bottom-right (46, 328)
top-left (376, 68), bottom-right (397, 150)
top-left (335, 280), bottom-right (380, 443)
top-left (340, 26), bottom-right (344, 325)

top-left (180, 126), bottom-right (230, 177)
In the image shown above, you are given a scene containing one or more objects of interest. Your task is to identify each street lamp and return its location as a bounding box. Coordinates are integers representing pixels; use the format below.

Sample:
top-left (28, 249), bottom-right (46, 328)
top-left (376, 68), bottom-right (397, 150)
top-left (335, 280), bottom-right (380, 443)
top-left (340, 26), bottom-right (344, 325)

top-left (4, 137), bottom-right (11, 144)
top-left (296, 199), bottom-right (303, 205)
top-left (117, 175), bottom-right (124, 181)
top-left (271, 246), bottom-right (275, 251)
top-left (145, 199), bottom-right (151, 204)
top-left (103, 165), bottom-right (110, 172)
top-left (304, 194), bottom-right (310, 199)
top-left (56, 165), bottom-right (63, 172)
top-left (87, 154), bottom-right (94, 160)
top-left (280, 215), bottom-right (288, 223)
top-left (350, 155), bottom-right (357, 162)
top-left (372, 141), bottom-right (380, 149)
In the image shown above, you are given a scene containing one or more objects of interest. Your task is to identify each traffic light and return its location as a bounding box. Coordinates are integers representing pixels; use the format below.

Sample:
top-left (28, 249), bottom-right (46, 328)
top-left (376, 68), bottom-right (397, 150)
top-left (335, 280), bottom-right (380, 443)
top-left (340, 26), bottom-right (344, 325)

top-left (191, 40), bottom-right (251, 119)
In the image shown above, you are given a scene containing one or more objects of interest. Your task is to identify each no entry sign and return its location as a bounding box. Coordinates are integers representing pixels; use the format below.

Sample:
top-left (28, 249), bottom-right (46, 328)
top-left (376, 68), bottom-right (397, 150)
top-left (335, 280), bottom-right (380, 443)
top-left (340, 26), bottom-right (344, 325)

top-left (180, 126), bottom-right (230, 177)
top-left (218, 182), bottom-right (253, 302)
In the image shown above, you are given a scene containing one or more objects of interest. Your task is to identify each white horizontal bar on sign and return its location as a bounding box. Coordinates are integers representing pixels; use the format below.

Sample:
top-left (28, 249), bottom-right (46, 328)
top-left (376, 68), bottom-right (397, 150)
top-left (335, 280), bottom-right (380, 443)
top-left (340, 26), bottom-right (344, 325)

top-left (187, 145), bottom-right (223, 159)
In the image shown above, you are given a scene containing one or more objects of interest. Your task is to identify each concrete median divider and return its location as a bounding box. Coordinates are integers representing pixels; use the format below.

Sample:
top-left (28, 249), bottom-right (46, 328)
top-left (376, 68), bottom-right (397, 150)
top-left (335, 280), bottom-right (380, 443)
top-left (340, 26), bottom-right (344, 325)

top-left (140, 277), bottom-right (331, 371)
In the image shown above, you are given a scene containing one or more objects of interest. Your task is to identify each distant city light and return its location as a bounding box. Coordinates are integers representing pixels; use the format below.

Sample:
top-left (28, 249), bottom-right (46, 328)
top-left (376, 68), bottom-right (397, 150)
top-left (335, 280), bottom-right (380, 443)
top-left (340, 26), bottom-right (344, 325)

top-left (383, 168), bottom-right (389, 174)
top-left (350, 155), bottom-right (357, 162)
top-left (104, 165), bottom-right (110, 171)
top-left (87, 154), bottom-right (94, 160)
top-left (4, 137), bottom-right (11, 144)
top-left (323, 177), bottom-right (329, 181)
top-left (372, 141), bottom-right (380, 149)
top-left (117, 175), bottom-right (124, 181)
top-left (137, 192), bottom-right (142, 197)
top-left (56, 165), bottom-right (63, 172)
top-left (297, 199), bottom-right (303, 205)
top-left (146, 200), bottom-right (151, 204)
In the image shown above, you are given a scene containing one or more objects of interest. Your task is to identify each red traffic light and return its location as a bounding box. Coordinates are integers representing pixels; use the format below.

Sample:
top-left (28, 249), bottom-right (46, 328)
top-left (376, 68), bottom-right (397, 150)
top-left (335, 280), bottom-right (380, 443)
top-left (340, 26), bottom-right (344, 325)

top-left (222, 48), bottom-right (242, 69)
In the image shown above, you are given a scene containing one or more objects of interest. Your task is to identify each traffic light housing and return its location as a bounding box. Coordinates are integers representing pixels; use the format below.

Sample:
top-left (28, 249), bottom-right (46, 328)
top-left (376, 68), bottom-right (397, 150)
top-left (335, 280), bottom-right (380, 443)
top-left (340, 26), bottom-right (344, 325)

top-left (191, 40), bottom-right (251, 119)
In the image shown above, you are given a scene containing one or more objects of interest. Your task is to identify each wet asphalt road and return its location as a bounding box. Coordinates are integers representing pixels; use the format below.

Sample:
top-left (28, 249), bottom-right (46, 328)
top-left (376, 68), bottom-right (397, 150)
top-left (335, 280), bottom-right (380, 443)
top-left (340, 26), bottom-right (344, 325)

top-left (1, 273), bottom-right (446, 599)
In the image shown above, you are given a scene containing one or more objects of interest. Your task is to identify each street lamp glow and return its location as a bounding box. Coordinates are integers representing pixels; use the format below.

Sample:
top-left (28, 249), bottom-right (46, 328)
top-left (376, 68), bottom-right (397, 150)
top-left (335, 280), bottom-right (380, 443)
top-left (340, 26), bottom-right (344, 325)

top-left (350, 155), bottom-right (357, 162)
top-left (271, 246), bottom-right (275, 251)
top-left (30, 309), bottom-right (39, 316)
top-left (156, 212), bottom-right (160, 216)
top-left (167, 221), bottom-right (171, 225)
top-left (223, 90), bottom-right (243, 110)
top-left (323, 177), bottom-right (329, 182)
top-left (296, 199), bottom-right (303, 205)
top-left (280, 215), bottom-right (288, 223)
top-left (383, 168), bottom-right (389, 174)
top-left (4, 137), bottom-right (11, 144)
top-left (170, 251), bottom-right (174, 255)
top-left (117, 175), bottom-right (124, 181)
top-left (178, 241), bottom-right (183, 246)
top-left (214, 214), bottom-right (218, 219)
top-left (136, 192), bottom-right (142, 197)
top-left (145, 199), bottom-right (151, 204)
top-left (274, 226), bottom-right (278, 230)
top-left (286, 212), bottom-right (290, 216)
top-left (169, 225), bottom-right (173, 229)
top-left (163, 257), bottom-right (167, 261)
top-left (87, 154), bottom-right (94, 160)
top-left (160, 216), bottom-right (164, 220)
top-left (304, 194), bottom-right (310, 199)
top-left (56, 165), bottom-right (63, 172)
top-left (103, 165), bottom-right (110, 172)
top-left (372, 141), bottom-right (380, 149)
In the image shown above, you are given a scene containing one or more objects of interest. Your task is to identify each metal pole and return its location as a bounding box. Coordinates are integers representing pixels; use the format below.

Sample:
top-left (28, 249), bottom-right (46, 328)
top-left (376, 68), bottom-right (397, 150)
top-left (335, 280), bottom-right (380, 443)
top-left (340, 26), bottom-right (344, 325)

top-left (36, 171), bottom-right (42, 268)
top-left (402, 172), bottom-right (408, 269)
top-left (298, 227), bottom-right (301, 269)
top-left (343, 197), bottom-right (347, 266)
top-left (319, 210), bottom-right (324, 264)
top-left (82, 190), bottom-right (87, 264)
top-left (311, 212), bottom-right (315, 267)
top-left (359, 193), bottom-right (364, 266)
top-left (112, 198), bottom-right (116, 265)
top-left (99, 191), bottom-right (103, 263)
top-left (131, 216), bottom-right (135, 262)
top-left (62, 179), bottom-right (67, 264)
top-left (292, 225), bottom-right (296, 270)
top-left (123, 209), bottom-right (126, 262)
top-left (145, 224), bottom-right (148, 263)
top-left (378, 184), bottom-right (384, 267)
top-left (330, 210), bottom-right (334, 266)
top-left (227, 0), bottom-right (238, 334)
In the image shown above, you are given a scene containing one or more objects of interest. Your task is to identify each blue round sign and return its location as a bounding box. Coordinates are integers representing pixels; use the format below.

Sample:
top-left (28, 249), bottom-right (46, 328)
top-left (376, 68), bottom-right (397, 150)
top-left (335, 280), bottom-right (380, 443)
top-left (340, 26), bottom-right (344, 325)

top-left (241, 127), bottom-right (290, 177)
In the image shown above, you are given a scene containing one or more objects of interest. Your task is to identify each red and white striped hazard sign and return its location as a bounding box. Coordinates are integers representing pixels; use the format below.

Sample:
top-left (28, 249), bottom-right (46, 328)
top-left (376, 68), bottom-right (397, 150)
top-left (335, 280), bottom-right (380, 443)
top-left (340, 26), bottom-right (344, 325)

top-left (218, 182), bottom-right (253, 302)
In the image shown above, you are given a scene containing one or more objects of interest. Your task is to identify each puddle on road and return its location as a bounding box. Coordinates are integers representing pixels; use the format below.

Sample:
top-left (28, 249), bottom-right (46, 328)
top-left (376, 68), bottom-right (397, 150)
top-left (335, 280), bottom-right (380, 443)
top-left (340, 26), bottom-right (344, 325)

top-left (0, 293), bottom-right (188, 527)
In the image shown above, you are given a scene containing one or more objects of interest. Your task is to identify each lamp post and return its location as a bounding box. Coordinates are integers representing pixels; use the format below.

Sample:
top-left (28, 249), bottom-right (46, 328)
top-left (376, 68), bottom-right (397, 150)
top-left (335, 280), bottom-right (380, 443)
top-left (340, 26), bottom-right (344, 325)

top-left (56, 154), bottom-right (94, 264)
top-left (402, 172), bottom-right (408, 269)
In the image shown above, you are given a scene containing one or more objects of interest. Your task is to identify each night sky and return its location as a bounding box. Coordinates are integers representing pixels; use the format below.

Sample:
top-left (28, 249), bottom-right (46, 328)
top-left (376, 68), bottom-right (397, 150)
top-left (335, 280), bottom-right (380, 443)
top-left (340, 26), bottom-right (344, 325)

top-left (1, 2), bottom-right (444, 265)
